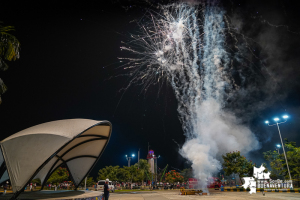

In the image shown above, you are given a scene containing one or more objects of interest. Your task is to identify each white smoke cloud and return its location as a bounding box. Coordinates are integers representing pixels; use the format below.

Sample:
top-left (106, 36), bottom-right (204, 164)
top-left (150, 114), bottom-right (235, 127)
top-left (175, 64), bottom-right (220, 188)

top-left (181, 99), bottom-right (260, 189)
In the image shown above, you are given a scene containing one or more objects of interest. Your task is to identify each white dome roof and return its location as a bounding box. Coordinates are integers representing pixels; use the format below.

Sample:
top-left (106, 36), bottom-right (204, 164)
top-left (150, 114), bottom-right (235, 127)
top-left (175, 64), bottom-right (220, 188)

top-left (0, 119), bottom-right (112, 196)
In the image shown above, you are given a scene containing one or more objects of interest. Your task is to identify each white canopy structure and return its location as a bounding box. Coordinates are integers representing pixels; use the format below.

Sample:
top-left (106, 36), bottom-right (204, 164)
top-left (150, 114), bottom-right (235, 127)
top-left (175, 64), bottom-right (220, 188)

top-left (0, 119), bottom-right (111, 198)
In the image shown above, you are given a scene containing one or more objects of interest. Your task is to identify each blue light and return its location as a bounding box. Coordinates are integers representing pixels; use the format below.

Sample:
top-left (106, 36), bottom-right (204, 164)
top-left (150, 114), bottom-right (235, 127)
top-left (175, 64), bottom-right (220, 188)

top-left (125, 155), bottom-right (127, 157)
top-left (283, 115), bottom-right (288, 119)
top-left (265, 121), bottom-right (269, 124)
top-left (276, 144), bottom-right (281, 148)
top-left (274, 118), bottom-right (279, 121)
top-left (132, 154), bottom-right (135, 157)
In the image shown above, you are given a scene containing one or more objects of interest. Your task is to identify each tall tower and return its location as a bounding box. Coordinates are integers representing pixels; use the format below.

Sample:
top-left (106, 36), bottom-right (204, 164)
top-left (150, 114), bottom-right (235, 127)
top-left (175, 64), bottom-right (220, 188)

top-left (147, 149), bottom-right (155, 174)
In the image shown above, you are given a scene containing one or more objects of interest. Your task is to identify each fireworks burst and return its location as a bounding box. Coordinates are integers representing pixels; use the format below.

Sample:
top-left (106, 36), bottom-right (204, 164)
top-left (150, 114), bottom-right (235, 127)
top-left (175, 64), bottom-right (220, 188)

top-left (119, 3), bottom-right (203, 92)
top-left (120, 2), bottom-right (261, 189)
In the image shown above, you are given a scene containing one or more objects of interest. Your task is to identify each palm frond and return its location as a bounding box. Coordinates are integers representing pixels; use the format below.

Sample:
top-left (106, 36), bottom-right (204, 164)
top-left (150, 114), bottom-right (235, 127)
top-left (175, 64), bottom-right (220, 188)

top-left (0, 22), bottom-right (20, 105)
top-left (0, 57), bottom-right (9, 71)
top-left (0, 23), bottom-right (21, 64)
top-left (0, 78), bottom-right (7, 95)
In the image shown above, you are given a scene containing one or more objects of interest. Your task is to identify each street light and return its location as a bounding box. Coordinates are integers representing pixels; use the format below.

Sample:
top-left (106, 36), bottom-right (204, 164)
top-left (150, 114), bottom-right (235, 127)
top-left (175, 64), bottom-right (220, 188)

top-left (265, 115), bottom-right (292, 187)
top-left (155, 155), bottom-right (161, 182)
top-left (126, 154), bottom-right (135, 167)
top-left (275, 144), bottom-right (281, 154)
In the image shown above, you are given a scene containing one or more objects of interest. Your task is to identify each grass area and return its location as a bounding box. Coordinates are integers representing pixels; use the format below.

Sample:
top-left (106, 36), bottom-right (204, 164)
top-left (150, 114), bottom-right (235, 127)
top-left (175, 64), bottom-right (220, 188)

top-left (0, 186), bottom-right (78, 193)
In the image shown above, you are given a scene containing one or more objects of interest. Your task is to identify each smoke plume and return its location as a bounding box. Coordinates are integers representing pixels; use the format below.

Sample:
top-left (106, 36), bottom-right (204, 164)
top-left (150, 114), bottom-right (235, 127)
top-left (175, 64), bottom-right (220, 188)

top-left (121, 2), bottom-right (261, 188)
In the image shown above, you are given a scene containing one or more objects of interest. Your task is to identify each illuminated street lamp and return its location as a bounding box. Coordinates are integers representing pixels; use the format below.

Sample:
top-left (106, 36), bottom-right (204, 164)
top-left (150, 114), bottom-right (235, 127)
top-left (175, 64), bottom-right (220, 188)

top-left (265, 115), bottom-right (292, 187)
top-left (125, 154), bottom-right (135, 167)
top-left (275, 144), bottom-right (281, 154)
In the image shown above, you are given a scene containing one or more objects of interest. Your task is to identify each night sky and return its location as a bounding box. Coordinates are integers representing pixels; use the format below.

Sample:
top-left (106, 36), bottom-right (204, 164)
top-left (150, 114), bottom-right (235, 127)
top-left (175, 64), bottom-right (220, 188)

top-left (0, 0), bottom-right (300, 179)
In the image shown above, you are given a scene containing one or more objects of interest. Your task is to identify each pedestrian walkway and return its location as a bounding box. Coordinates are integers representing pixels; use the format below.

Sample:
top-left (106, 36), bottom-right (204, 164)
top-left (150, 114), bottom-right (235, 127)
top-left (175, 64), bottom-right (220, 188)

top-left (109, 190), bottom-right (300, 200)
top-left (0, 190), bottom-right (102, 200)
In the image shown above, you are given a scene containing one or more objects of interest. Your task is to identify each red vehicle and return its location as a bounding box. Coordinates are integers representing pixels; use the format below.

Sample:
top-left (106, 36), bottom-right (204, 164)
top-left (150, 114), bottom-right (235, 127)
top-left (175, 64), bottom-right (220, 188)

top-left (188, 177), bottom-right (222, 189)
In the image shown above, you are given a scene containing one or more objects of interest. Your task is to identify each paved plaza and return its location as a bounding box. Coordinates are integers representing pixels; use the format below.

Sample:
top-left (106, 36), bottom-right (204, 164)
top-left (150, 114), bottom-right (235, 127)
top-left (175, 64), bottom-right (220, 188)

top-left (0, 190), bottom-right (97, 200)
top-left (110, 190), bottom-right (300, 200)
top-left (0, 189), bottom-right (299, 199)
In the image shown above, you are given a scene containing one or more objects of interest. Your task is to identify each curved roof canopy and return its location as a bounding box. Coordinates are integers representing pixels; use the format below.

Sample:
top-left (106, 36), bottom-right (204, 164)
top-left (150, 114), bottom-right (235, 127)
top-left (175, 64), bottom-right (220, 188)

top-left (0, 119), bottom-right (111, 194)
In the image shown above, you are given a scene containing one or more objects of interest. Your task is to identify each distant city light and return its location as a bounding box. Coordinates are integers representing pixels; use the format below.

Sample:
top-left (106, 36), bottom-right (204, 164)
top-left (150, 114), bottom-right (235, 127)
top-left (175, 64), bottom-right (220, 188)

top-left (283, 115), bottom-right (289, 119)
top-left (265, 121), bottom-right (269, 124)
top-left (125, 155), bottom-right (127, 157)
top-left (276, 144), bottom-right (281, 148)
top-left (274, 118), bottom-right (279, 121)
top-left (132, 154), bottom-right (135, 157)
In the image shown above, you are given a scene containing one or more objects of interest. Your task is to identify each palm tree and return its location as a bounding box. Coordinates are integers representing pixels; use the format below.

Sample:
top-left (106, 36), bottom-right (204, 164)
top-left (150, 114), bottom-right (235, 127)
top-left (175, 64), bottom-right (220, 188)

top-left (0, 22), bottom-right (20, 104)
top-left (135, 159), bottom-right (150, 185)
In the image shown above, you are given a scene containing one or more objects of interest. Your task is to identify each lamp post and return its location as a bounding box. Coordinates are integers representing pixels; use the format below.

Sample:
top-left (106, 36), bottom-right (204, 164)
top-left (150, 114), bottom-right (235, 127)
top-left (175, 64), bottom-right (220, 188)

top-left (275, 144), bottom-right (281, 154)
top-left (138, 148), bottom-right (140, 169)
top-left (155, 155), bottom-right (160, 183)
top-left (126, 154), bottom-right (135, 167)
top-left (265, 115), bottom-right (292, 187)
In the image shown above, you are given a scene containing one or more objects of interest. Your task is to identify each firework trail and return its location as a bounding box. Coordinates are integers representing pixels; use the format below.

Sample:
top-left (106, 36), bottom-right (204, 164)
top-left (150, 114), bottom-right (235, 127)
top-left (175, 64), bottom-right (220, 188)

top-left (120, 2), bottom-right (260, 189)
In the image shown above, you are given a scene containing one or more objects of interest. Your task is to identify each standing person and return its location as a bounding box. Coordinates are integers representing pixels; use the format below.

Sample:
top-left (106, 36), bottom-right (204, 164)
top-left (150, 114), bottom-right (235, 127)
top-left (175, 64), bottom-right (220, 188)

top-left (3, 181), bottom-right (8, 195)
top-left (30, 182), bottom-right (33, 191)
top-left (103, 179), bottom-right (110, 200)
